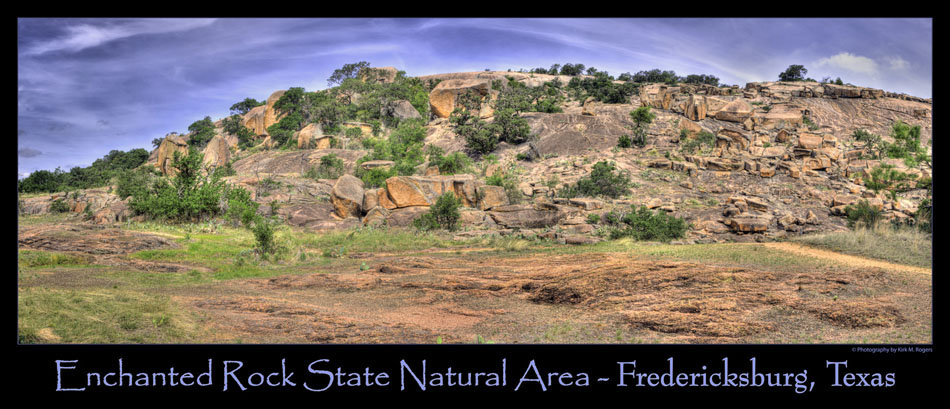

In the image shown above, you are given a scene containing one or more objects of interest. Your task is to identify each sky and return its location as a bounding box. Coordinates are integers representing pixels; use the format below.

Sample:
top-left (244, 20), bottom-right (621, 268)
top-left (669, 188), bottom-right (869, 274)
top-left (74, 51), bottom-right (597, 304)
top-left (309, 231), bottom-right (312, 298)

top-left (17, 18), bottom-right (933, 178)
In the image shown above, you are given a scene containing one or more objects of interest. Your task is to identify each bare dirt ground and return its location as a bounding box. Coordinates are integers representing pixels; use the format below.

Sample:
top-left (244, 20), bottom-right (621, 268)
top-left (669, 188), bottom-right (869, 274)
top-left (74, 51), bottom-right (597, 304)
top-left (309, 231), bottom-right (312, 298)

top-left (18, 223), bottom-right (932, 344)
top-left (174, 252), bottom-right (930, 344)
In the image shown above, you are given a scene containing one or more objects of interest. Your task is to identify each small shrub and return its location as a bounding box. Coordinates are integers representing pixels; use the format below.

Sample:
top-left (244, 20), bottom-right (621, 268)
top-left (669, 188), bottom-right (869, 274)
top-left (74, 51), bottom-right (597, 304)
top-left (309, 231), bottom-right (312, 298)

top-left (49, 199), bottom-right (70, 213)
top-left (680, 131), bottom-right (716, 154)
top-left (413, 193), bottom-right (461, 231)
top-left (252, 217), bottom-right (277, 255)
top-left (587, 213), bottom-right (601, 224)
top-left (306, 153), bottom-right (346, 180)
top-left (485, 166), bottom-right (524, 204)
top-left (862, 165), bottom-right (914, 200)
top-left (617, 134), bottom-right (633, 148)
top-left (359, 167), bottom-right (397, 189)
top-left (628, 106), bottom-right (655, 147)
top-left (427, 146), bottom-right (473, 175)
top-left (845, 200), bottom-right (882, 229)
top-left (802, 116), bottom-right (819, 131)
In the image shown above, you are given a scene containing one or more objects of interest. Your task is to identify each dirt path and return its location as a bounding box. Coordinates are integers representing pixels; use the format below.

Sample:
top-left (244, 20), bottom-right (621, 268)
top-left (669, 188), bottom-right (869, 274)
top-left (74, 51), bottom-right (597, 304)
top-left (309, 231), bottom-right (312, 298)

top-left (759, 242), bottom-right (931, 275)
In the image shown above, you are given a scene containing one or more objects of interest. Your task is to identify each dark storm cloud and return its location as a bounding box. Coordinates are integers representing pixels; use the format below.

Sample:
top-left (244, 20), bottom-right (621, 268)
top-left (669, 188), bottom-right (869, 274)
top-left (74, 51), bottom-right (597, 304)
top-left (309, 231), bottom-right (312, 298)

top-left (18, 148), bottom-right (42, 158)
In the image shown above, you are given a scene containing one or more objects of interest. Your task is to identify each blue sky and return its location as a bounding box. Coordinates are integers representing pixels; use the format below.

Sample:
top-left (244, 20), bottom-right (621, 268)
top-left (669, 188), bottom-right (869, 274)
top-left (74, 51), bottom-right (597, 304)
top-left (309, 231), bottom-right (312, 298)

top-left (17, 18), bottom-right (932, 178)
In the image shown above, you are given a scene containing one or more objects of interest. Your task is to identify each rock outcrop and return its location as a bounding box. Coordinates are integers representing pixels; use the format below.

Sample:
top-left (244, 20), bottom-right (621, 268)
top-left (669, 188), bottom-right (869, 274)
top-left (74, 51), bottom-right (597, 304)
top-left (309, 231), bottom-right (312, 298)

top-left (155, 133), bottom-right (190, 176)
top-left (359, 66), bottom-right (399, 84)
top-left (296, 123), bottom-right (331, 150)
top-left (330, 174), bottom-right (365, 218)
top-left (201, 134), bottom-right (231, 171)
top-left (429, 79), bottom-right (494, 118)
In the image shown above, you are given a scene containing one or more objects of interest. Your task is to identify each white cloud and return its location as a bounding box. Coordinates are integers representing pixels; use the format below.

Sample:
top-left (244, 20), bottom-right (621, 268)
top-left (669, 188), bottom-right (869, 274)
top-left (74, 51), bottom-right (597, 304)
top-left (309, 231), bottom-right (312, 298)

top-left (814, 52), bottom-right (879, 76)
top-left (884, 56), bottom-right (911, 71)
top-left (23, 18), bottom-right (216, 56)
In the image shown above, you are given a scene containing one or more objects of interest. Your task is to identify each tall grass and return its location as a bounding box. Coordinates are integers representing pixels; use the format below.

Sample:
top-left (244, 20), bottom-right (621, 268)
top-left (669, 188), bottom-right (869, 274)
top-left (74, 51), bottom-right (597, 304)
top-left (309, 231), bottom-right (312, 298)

top-left (793, 224), bottom-right (931, 268)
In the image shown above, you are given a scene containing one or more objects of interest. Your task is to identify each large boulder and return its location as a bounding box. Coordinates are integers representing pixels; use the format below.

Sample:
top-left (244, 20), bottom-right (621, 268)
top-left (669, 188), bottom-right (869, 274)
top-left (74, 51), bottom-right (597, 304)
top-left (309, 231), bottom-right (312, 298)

top-left (201, 134), bottom-right (231, 171)
top-left (727, 215), bottom-right (771, 233)
top-left (362, 206), bottom-right (390, 227)
top-left (263, 90), bottom-right (287, 132)
top-left (296, 123), bottom-right (331, 150)
top-left (797, 133), bottom-right (823, 149)
top-left (459, 208), bottom-right (497, 228)
top-left (283, 203), bottom-right (337, 228)
top-left (429, 79), bottom-right (493, 118)
top-left (386, 206), bottom-right (430, 227)
top-left (684, 94), bottom-right (707, 121)
top-left (242, 105), bottom-right (267, 136)
top-left (715, 99), bottom-right (754, 123)
top-left (823, 83), bottom-right (865, 98)
top-left (716, 128), bottom-right (751, 152)
top-left (383, 175), bottom-right (476, 208)
top-left (385, 176), bottom-right (437, 208)
top-left (330, 174), bottom-right (365, 218)
top-left (678, 118), bottom-right (703, 138)
top-left (639, 84), bottom-right (672, 110)
top-left (156, 133), bottom-right (190, 176)
top-left (92, 201), bottom-right (130, 225)
top-left (756, 103), bottom-right (803, 130)
top-left (385, 100), bottom-right (423, 121)
top-left (487, 203), bottom-right (565, 228)
top-left (475, 185), bottom-right (508, 210)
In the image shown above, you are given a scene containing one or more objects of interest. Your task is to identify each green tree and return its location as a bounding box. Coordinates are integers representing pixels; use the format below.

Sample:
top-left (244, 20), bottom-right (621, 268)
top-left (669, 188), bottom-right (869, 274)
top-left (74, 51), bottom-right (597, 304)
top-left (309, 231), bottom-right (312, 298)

top-left (222, 114), bottom-right (256, 148)
top-left (493, 108), bottom-right (532, 144)
top-left (229, 98), bottom-right (264, 115)
top-left (559, 63), bottom-right (585, 76)
top-left (187, 116), bottom-right (216, 148)
top-left (683, 74), bottom-right (720, 86)
top-left (328, 61), bottom-right (371, 87)
top-left (629, 106), bottom-right (655, 146)
top-left (779, 65), bottom-right (808, 82)
top-left (883, 121), bottom-right (929, 167)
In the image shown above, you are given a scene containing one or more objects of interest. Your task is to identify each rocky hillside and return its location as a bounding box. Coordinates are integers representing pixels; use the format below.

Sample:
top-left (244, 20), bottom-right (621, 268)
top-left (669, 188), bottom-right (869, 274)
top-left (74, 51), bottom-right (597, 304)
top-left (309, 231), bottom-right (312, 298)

top-left (21, 68), bottom-right (933, 244)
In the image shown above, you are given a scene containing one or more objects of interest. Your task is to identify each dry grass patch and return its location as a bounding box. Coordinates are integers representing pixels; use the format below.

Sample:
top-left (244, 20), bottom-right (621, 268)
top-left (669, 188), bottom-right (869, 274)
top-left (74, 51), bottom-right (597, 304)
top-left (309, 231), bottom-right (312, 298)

top-left (793, 225), bottom-right (931, 268)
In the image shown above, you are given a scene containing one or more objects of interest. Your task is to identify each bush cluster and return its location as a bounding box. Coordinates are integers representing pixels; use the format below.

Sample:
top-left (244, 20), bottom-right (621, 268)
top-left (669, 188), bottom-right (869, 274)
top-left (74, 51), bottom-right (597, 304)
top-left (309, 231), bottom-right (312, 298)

top-left (567, 72), bottom-right (636, 103)
top-left (558, 161), bottom-right (632, 199)
top-left (450, 100), bottom-right (533, 155)
top-left (186, 117), bottom-right (216, 148)
top-left (222, 114), bottom-right (257, 149)
top-left (426, 146), bottom-right (472, 175)
top-left (18, 149), bottom-right (150, 194)
top-left (413, 193), bottom-right (461, 231)
top-left (680, 131), bottom-right (716, 154)
top-left (306, 153), bottom-right (346, 180)
top-left (595, 205), bottom-right (689, 242)
top-left (355, 119), bottom-right (427, 187)
top-left (49, 199), bottom-right (70, 213)
top-left (127, 148), bottom-right (228, 222)
top-left (845, 200), bottom-right (882, 229)
top-left (485, 165), bottom-right (525, 204)
top-left (862, 164), bottom-right (915, 200)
